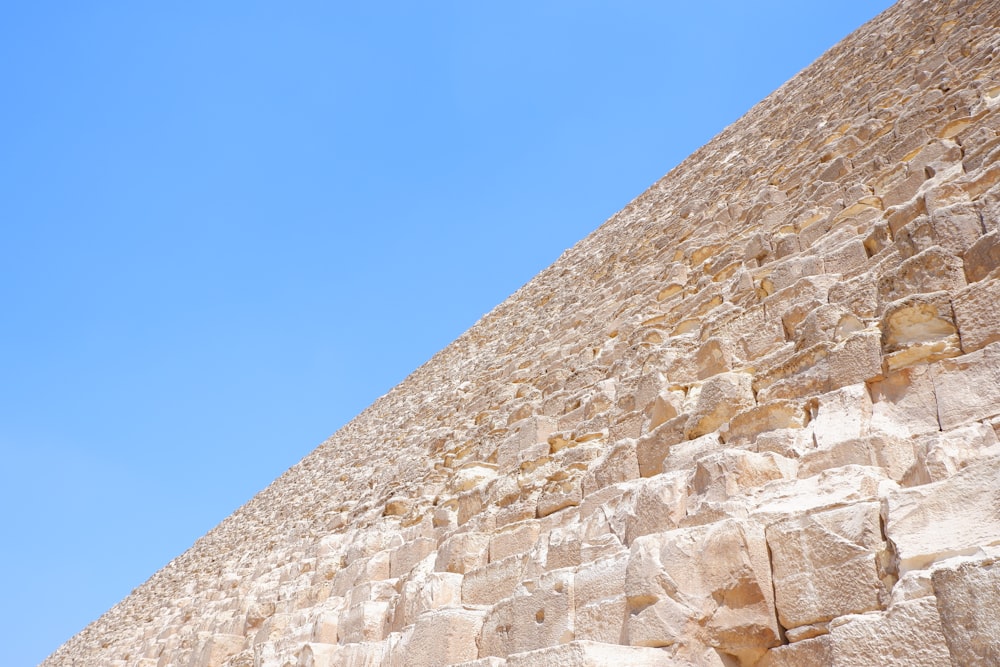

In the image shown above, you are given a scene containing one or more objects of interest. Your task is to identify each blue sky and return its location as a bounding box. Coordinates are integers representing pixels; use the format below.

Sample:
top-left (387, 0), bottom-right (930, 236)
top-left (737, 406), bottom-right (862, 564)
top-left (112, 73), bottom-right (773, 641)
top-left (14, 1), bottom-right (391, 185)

top-left (1, 2), bottom-right (893, 664)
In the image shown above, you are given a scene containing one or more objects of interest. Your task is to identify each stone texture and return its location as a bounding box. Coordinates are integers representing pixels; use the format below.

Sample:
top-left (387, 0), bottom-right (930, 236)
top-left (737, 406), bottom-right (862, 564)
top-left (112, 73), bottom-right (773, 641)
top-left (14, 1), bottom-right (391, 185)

top-left (43, 2), bottom-right (1000, 666)
top-left (931, 557), bottom-right (1000, 666)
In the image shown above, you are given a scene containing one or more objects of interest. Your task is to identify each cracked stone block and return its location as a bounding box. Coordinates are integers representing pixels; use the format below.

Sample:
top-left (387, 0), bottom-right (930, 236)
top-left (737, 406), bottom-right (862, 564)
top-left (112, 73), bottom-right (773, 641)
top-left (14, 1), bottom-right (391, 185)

top-left (766, 502), bottom-right (888, 630)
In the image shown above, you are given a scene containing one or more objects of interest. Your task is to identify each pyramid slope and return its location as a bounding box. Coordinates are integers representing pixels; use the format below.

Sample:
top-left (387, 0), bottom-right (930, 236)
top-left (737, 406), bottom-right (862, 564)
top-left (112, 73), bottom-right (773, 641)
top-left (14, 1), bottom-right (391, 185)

top-left (47, 0), bottom-right (1000, 665)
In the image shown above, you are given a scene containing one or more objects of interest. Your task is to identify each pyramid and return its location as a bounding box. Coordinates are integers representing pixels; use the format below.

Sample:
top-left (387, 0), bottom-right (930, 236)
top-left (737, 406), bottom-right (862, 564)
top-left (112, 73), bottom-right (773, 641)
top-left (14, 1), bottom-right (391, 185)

top-left (46, 0), bottom-right (1000, 665)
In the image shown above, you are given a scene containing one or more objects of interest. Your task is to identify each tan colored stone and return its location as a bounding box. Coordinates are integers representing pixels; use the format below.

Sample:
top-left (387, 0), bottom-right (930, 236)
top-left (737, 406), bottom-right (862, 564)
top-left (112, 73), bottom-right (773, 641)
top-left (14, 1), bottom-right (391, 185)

top-left (931, 557), bottom-right (1000, 666)
top-left (883, 456), bottom-right (1000, 573)
top-left (625, 519), bottom-right (779, 662)
top-left (953, 277), bottom-right (1000, 352)
top-left (930, 342), bottom-right (1000, 429)
top-left (766, 502), bottom-right (887, 630)
top-left (825, 597), bottom-right (951, 666)
top-left (505, 640), bottom-right (679, 666)
top-left (684, 372), bottom-right (756, 439)
top-left (404, 607), bottom-right (486, 667)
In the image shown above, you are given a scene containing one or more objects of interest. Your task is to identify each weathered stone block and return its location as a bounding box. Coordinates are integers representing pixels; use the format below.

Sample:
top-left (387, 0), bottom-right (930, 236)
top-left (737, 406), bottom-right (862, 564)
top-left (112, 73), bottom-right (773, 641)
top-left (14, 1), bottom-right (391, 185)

top-left (462, 554), bottom-right (528, 606)
top-left (625, 519), bottom-right (779, 662)
top-left (868, 364), bottom-right (940, 438)
top-left (953, 277), bottom-right (1000, 352)
top-left (436, 532), bottom-right (490, 575)
top-left (825, 597), bottom-right (951, 666)
top-left (930, 342), bottom-right (1000, 429)
top-left (490, 521), bottom-right (540, 563)
top-left (962, 229), bottom-right (1000, 282)
top-left (505, 640), bottom-right (678, 666)
top-left (931, 557), bottom-right (1000, 666)
top-left (479, 570), bottom-right (577, 658)
top-left (405, 607), bottom-right (487, 667)
top-left (684, 372), bottom-right (756, 439)
top-left (883, 456), bottom-right (1000, 573)
top-left (767, 502), bottom-right (887, 630)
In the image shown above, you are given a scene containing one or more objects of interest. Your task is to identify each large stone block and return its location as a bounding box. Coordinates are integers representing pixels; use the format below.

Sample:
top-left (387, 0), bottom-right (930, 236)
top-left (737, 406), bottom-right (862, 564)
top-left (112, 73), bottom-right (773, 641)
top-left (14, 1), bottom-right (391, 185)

top-left (952, 277), bottom-right (1000, 353)
top-left (931, 557), bottom-right (1000, 666)
top-left (505, 640), bottom-right (679, 666)
top-left (684, 372), bottom-right (756, 439)
top-left (436, 532), bottom-right (490, 574)
top-left (883, 456), bottom-right (1000, 573)
top-left (825, 597), bottom-right (951, 666)
top-left (625, 519), bottom-right (780, 664)
top-left (766, 502), bottom-right (887, 630)
top-left (930, 342), bottom-right (1000, 429)
top-left (462, 554), bottom-right (529, 606)
top-left (868, 365), bottom-right (940, 438)
top-left (404, 607), bottom-right (487, 667)
top-left (479, 569), bottom-right (576, 658)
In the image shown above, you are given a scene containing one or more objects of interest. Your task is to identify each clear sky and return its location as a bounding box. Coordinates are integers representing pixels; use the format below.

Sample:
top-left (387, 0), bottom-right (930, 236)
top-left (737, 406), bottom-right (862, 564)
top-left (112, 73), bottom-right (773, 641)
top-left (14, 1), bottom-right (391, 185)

top-left (1, 2), bottom-right (894, 664)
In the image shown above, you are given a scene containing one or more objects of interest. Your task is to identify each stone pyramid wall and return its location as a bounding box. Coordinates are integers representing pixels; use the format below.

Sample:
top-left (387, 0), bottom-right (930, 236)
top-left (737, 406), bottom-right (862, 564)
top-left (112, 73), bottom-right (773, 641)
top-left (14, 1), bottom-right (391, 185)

top-left (46, 0), bottom-right (1000, 665)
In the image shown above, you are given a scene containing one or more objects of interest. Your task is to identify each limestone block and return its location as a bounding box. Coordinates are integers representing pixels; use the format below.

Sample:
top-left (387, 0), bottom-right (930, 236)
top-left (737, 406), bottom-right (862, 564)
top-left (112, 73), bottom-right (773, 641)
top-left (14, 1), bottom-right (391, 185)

top-left (479, 570), bottom-right (576, 658)
top-left (450, 464), bottom-right (498, 493)
top-left (825, 597), bottom-right (951, 666)
top-left (635, 416), bottom-right (686, 478)
top-left (722, 400), bottom-right (807, 445)
top-left (820, 236), bottom-right (868, 275)
top-left (338, 600), bottom-right (391, 643)
top-left (191, 633), bottom-right (244, 667)
top-left (766, 502), bottom-right (887, 630)
top-left (622, 471), bottom-right (689, 544)
top-left (877, 245), bottom-right (967, 306)
top-left (545, 524), bottom-right (582, 571)
top-left (452, 659), bottom-right (506, 667)
top-left (538, 470), bottom-right (584, 518)
top-left (498, 417), bottom-right (557, 474)
top-left (659, 432), bottom-right (723, 477)
top-left (311, 604), bottom-right (344, 643)
top-left (931, 557), bottom-right (1000, 666)
top-left (490, 521), bottom-right (540, 563)
top-left (404, 607), bottom-right (487, 667)
top-left (930, 342), bottom-right (1000, 429)
top-left (389, 537), bottom-right (436, 579)
top-left (625, 519), bottom-right (780, 662)
top-left (688, 450), bottom-right (796, 503)
top-left (868, 365), bottom-right (940, 438)
top-left (394, 568), bottom-right (463, 630)
top-left (750, 465), bottom-right (886, 524)
top-left (962, 229), bottom-right (1000, 282)
top-left (756, 330), bottom-right (882, 402)
top-left (574, 596), bottom-right (626, 644)
top-left (810, 383), bottom-right (872, 450)
top-left (829, 271), bottom-right (879, 318)
top-left (883, 456), bottom-right (1000, 573)
top-left (880, 291), bottom-right (961, 371)
top-left (684, 372), bottom-right (756, 439)
top-left (462, 554), bottom-right (528, 606)
top-left (756, 636), bottom-right (833, 667)
top-left (793, 303), bottom-right (864, 350)
top-left (505, 640), bottom-right (679, 666)
top-left (582, 439), bottom-right (640, 493)
top-left (911, 421), bottom-right (1000, 484)
top-left (298, 642), bottom-right (339, 667)
top-left (936, 204), bottom-right (987, 258)
top-left (436, 532), bottom-right (490, 574)
top-left (763, 274), bottom-right (840, 338)
top-left (828, 329), bottom-right (885, 390)
top-left (953, 277), bottom-right (1000, 352)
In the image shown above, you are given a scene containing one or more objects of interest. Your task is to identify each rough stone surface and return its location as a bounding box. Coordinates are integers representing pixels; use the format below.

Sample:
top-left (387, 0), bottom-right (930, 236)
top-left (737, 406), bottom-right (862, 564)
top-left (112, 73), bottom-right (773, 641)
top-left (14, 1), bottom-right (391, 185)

top-left (43, 1), bottom-right (1000, 666)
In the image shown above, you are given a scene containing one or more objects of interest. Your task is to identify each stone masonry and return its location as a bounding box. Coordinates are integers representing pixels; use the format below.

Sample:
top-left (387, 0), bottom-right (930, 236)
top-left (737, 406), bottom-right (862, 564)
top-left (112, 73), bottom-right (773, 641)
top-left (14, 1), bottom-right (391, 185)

top-left (45, 0), bottom-right (1000, 665)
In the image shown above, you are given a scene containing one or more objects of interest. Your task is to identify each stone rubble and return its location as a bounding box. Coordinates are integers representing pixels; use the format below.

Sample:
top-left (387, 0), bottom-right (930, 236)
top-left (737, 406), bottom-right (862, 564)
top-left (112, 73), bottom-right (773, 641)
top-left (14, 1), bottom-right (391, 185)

top-left (44, 0), bottom-right (1000, 665)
